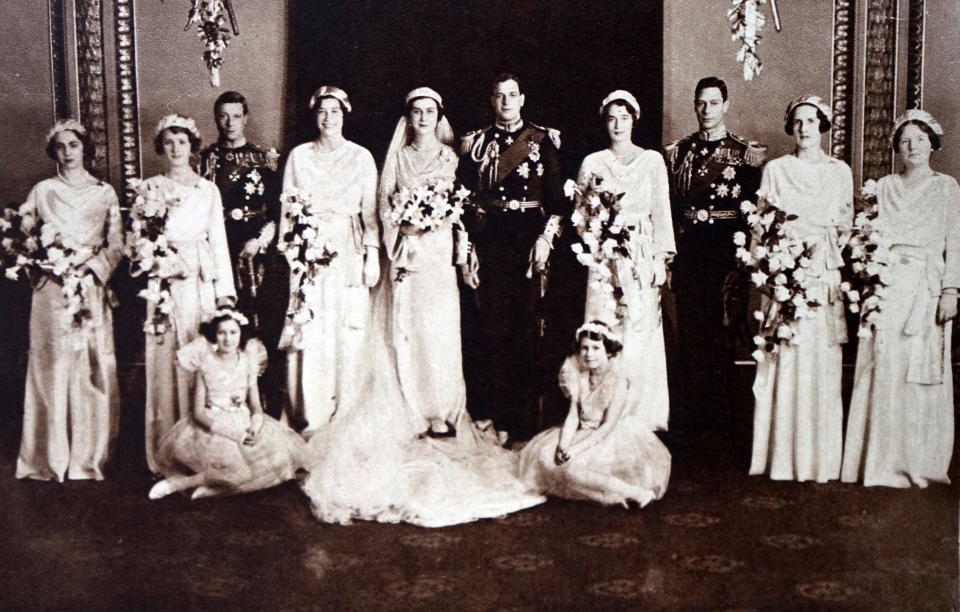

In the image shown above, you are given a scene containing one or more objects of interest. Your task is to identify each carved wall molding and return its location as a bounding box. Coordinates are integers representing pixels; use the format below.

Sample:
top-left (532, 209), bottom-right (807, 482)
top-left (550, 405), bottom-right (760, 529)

top-left (75, 0), bottom-right (110, 177)
top-left (831, 0), bottom-right (855, 162)
top-left (861, 0), bottom-right (898, 180)
top-left (114, 0), bottom-right (142, 206)
top-left (48, 0), bottom-right (69, 121)
top-left (905, 0), bottom-right (925, 109)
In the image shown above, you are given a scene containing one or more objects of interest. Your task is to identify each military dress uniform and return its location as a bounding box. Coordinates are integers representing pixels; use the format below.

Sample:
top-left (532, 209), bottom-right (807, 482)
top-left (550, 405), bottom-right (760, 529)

top-left (199, 141), bottom-right (286, 415)
top-left (664, 131), bottom-right (764, 429)
top-left (457, 120), bottom-right (566, 439)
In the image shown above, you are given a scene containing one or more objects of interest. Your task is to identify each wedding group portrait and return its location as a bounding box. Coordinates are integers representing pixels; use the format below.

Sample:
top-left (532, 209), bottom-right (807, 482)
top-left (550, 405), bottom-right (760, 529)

top-left (0, 0), bottom-right (957, 610)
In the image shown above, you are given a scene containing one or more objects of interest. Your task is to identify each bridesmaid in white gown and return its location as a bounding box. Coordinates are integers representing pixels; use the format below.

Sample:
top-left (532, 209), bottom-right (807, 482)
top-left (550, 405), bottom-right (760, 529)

top-left (842, 110), bottom-right (959, 487)
top-left (299, 88), bottom-right (545, 527)
top-left (139, 115), bottom-right (236, 474)
top-left (749, 96), bottom-right (853, 482)
top-left (15, 120), bottom-right (123, 481)
top-left (377, 86), bottom-right (472, 435)
top-left (574, 90), bottom-right (675, 431)
top-left (279, 86), bottom-right (380, 435)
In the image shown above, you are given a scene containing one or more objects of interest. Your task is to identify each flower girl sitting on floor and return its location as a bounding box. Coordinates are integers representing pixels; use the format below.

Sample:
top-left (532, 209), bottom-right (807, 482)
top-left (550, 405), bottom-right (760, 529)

top-left (519, 320), bottom-right (671, 507)
top-left (149, 309), bottom-right (304, 500)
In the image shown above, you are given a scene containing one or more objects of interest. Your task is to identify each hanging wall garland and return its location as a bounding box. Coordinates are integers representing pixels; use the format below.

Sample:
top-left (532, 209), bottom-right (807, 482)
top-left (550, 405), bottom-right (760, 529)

top-left (728, 0), bottom-right (782, 81)
top-left (184, 0), bottom-right (239, 87)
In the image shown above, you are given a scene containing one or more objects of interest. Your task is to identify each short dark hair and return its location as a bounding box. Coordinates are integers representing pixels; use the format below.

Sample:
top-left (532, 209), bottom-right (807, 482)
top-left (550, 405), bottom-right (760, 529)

top-left (46, 128), bottom-right (95, 163)
top-left (784, 105), bottom-right (832, 135)
top-left (214, 91), bottom-right (249, 115)
top-left (154, 126), bottom-right (202, 155)
top-left (406, 96), bottom-right (444, 120)
top-left (893, 119), bottom-right (942, 151)
top-left (492, 72), bottom-right (522, 94)
top-left (200, 311), bottom-right (251, 349)
top-left (695, 76), bottom-right (728, 102)
top-left (602, 100), bottom-right (640, 122)
top-left (575, 321), bottom-right (623, 357)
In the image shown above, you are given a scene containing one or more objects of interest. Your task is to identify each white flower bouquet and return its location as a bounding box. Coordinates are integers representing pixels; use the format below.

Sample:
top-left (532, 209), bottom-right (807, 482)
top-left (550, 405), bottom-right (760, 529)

top-left (844, 179), bottom-right (890, 338)
top-left (734, 196), bottom-right (818, 361)
top-left (278, 188), bottom-right (338, 338)
top-left (0, 205), bottom-right (96, 336)
top-left (126, 179), bottom-right (182, 336)
top-left (387, 178), bottom-right (470, 233)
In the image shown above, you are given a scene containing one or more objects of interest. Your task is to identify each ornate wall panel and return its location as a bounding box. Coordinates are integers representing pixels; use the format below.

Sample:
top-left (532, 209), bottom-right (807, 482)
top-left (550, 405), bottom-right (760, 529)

top-left (861, 0), bottom-right (898, 180)
top-left (831, 0), bottom-right (855, 161)
top-left (114, 0), bottom-right (142, 206)
top-left (905, 0), bottom-right (925, 109)
top-left (75, 0), bottom-right (110, 177)
top-left (48, 0), bottom-right (69, 120)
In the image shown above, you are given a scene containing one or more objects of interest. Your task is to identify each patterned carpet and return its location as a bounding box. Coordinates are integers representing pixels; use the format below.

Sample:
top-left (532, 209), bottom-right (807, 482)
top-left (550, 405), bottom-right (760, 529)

top-left (1, 370), bottom-right (958, 611)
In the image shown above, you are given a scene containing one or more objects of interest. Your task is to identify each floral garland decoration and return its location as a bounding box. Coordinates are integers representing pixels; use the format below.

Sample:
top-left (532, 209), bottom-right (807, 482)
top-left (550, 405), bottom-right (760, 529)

top-left (185, 0), bottom-right (238, 87)
top-left (843, 179), bottom-right (890, 338)
top-left (0, 205), bottom-right (97, 342)
top-left (126, 179), bottom-right (182, 337)
top-left (734, 197), bottom-right (819, 361)
top-left (387, 179), bottom-right (471, 281)
top-left (565, 174), bottom-right (635, 320)
top-left (728, 0), bottom-right (781, 81)
top-left (277, 188), bottom-right (338, 348)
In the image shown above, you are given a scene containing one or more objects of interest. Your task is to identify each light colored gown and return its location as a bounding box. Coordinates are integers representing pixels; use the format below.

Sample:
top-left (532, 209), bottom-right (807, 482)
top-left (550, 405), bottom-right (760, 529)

top-left (156, 337), bottom-right (304, 494)
top-left (519, 355), bottom-right (672, 506)
top-left (378, 143), bottom-right (467, 429)
top-left (143, 175), bottom-right (235, 474)
top-left (749, 154), bottom-right (853, 482)
top-left (576, 149), bottom-right (675, 431)
top-left (280, 140), bottom-right (379, 433)
top-left (16, 178), bottom-right (123, 481)
top-left (841, 172), bottom-right (960, 487)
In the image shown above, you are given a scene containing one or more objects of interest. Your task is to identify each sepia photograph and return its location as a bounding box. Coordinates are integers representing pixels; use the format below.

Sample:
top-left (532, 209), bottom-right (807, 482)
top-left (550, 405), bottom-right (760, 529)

top-left (0, 0), bottom-right (957, 609)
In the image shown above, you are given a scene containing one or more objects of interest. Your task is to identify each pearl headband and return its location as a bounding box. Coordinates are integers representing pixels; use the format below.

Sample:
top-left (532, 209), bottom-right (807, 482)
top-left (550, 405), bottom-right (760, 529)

top-left (155, 114), bottom-right (200, 139)
top-left (599, 90), bottom-right (640, 119)
top-left (310, 85), bottom-right (352, 113)
top-left (213, 308), bottom-right (249, 327)
top-left (575, 320), bottom-right (622, 345)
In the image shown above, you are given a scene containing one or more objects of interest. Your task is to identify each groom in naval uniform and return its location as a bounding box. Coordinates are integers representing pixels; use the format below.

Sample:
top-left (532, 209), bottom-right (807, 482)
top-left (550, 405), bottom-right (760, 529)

top-left (664, 76), bottom-right (765, 432)
top-left (458, 73), bottom-right (566, 440)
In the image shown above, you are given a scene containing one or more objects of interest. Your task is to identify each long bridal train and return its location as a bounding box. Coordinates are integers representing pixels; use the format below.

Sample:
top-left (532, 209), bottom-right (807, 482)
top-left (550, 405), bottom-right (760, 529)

top-left (298, 272), bottom-right (545, 527)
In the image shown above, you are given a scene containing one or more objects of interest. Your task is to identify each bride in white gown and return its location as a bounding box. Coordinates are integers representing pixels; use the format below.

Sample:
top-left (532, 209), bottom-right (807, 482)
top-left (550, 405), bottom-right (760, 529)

top-left (299, 87), bottom-right (545, 527)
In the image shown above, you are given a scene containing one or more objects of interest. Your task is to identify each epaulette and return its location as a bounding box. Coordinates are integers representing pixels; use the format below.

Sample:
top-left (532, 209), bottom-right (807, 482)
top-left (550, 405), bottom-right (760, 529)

top-left (460, 126), bottom-right (490, 156)
top-left (527, 122), bottom-right (562, 150)
top-left (663, 135), bottom-right (692, 165)
top-left (728, 132), bottom-right (767, 166)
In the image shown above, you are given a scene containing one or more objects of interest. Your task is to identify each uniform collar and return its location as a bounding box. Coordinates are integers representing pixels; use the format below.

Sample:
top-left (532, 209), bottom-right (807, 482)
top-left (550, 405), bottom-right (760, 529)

top-left (495, 118), bottom-right (524, 133)
top-left (697, 127), bottom-right (727, 142)
top-left (217, 138), bottom-right (248, 150)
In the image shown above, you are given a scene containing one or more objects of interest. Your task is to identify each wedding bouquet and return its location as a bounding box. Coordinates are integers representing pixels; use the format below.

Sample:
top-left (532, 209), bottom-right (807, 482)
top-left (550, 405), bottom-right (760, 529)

top-left (0, 205), bottom-right (95, 335)
top-left (566, 174), bottom-right (634, 317)
top-left (734, 197), bottom-right (818, 361)
top-left (126, 179), bottom-right (182, 336)
top-left (278, 188), bottom-right (338, 340)
top-left (843, 179), bottom-right (890, 338)
top-left (387, 178), bottom-right (470, 232)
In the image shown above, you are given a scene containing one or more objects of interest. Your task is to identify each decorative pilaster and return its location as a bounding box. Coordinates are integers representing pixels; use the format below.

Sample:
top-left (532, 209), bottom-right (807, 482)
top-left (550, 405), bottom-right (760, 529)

top-left (861, 0), bottom-right (898, 180)
top-left (75, 0), bottom-right (110, 177)
top-left (831, 0), bottom-right (855, 162)
top-left (905, 0), bottom-right (925, 109)
top-left (114, 0), bottom-right (142, 206)
top-left (48, 0), bottom-right (68, 121)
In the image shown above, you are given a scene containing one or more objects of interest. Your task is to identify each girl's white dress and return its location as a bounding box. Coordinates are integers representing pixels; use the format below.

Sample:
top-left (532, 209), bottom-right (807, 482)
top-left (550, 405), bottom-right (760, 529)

top-left (519, 355), bottom-right (671, 507)
top-left (841, 172), bottom-right (960, 487)
top-left (576, 149), bottom-right (675, 431)
top-left (749, 154), bottom-right (853, 482)
top-left (15, 178), bottom-right (123, 481)
top-left (156, 337), bottom-right (304, 494)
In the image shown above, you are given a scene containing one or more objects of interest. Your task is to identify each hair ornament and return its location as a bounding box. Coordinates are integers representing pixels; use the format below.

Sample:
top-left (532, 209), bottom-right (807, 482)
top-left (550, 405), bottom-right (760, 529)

top-left (46, 119), bottom-right (87, 144)
top-left (784, 95), bottom-right (831, 124)
top-left (213, 308), bottom-right (249, 327)
top-left (309, 85), bottom-right (352, 113)
top-left (893, 108), bottom-right (943, 137)
top-left (575, 320), bottom-right (622, 345)
top-left (155, 114), bottom-right (200, 139)
top-left (405, 86), bottom-right (444, 108)
top-left (599, 90), bottom-right (640, 119)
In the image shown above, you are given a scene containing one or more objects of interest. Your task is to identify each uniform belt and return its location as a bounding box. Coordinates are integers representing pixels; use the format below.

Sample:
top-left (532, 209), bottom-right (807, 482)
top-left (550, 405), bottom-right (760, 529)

top-left (487, 199), bottom-right (542, 211)
top-left (683, 207), bottom-right (739, 224)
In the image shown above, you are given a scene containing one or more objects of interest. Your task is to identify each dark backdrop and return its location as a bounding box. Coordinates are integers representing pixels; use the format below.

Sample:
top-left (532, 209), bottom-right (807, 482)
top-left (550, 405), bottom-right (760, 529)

top-left (288, 0), bottom-right (664, 172)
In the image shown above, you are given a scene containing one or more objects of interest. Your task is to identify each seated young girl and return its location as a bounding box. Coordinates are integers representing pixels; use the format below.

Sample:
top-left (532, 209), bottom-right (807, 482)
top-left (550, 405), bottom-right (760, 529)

top-left (148, 309), bottom-right (304, 500)
top-left (519, 320), bottom-right (671, 507)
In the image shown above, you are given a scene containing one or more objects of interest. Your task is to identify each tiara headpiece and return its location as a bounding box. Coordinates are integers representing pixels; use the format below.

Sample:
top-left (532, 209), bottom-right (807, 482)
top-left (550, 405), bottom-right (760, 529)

top-left (46, 119), bottom-right (87, 144)
top-left (213, 308), bottom-right (249, 327)
top-left (155, 114), bottom-right (200, 139)
top-left (575, 320), bottom-right (622, 345)
top-left (309, 85), bottom-right (352, 113)
top-left (599, 90), bottom-right (640, 119)
top-left (405, 86), bottom-right (443, 108)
